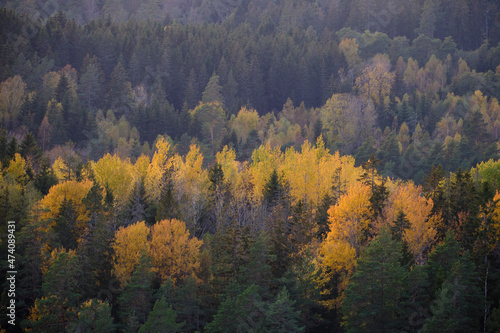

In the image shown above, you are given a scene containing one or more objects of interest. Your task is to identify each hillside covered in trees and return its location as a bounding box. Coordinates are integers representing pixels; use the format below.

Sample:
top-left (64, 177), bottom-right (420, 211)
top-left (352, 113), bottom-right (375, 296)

top-left (1, 0), bottom-right (500, 332)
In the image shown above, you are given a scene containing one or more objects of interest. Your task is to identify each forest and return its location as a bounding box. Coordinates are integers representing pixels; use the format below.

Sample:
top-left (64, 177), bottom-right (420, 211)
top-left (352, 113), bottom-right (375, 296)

top-left (1, 0), bottom-right (500, 332)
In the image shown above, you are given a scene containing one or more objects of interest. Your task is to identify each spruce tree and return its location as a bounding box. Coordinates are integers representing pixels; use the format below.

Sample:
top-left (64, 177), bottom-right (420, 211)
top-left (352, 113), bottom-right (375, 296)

top-left (139, 297), bottom-right (184, 333)
top-left (342, 227), bottom-right (406, 332)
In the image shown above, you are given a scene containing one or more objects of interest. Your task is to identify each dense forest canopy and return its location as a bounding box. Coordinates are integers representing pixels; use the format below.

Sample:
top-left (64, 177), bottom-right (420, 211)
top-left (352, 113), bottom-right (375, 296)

top-left (1, 0), bottom-right (500, 332)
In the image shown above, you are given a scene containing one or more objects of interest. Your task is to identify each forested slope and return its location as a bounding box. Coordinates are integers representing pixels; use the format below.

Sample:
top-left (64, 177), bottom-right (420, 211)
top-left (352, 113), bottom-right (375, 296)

top-left (1, 1), bottom-right (500, 332)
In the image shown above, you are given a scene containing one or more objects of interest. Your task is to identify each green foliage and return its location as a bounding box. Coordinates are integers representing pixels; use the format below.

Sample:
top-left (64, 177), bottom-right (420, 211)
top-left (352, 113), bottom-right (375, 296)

top-left (139, 297), bottom-right (184, 333)
top-left (422, 252), bottom-right (482, 333)
top-left (359, 155), bottom-right (389, 221)
top-left (24, 251), bottom-right (81, 332)
top-left (263, 170), bottom-right (287, 209)
top-left (34, 159), bottom-right (58, 195)
top-left (205, 284), bottom-right (265, 333)
top-left (53, 197), bottom-right (78, 250)
top-left (2, 3), bottom-right (500, 332)
top-left (118, 253), bottom-right (155, 332)
top-left (342, 227), bottom-right (406, 333)
top-left (265, 287), bottom-right (304, 333)
top-left (487, 306), bottom-right (500, 333)
top-left (156, 277), bottom-right (201, 332)
top-left (68, 299), bottom-right (116, 333)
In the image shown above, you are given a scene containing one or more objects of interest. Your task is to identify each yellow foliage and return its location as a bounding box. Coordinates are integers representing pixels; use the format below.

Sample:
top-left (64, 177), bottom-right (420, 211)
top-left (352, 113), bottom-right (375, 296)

top-left (249, 137), bottom-right (363, 205)
top-left (216, 146), bottom-right (240, 188)
top-left (112, 221), bottom-right (150, 286)
top-left (145, 136), bottom-right (173, 202)
top-left (230, 107), bottom-right (260, 144)
top-left (480, 191), bottom-right (500, 253)
top-left (6, 153), bottom-right (26, 182)
top-left (39, 179), bottom-right (93, 230)
top-left (281, 138), bottom-right (340, 206)
top-left (134, 154), bottom-right (150, 182)
top-left (172, 144), bottom-right (208, 228)
top-left (355, 54), bottom-right (394, 105)
top-left (249, 143), bottom-right (283, 202)
top-left (318, 182), bottom-right (371, 309)
top-left (149, 219), bottom-right (202, 285)
top-left (384, 182), bottom-right (438, 265)
top-left (92, 153), bottom-right (135, 210)
top-left (325, 182), bottom-right (372, 255)
top-left (52, 157), bottom-right (69, 182)
top-left (320, 240), bottom-right (356, 275)
top-left (403, 57), bottom-right (419, 91)
top-left (319, 239), bottom-right (356, 308)
top-left (339, 38), bottom-right (361, 71)
top-left (0, 75), bottom-right (27, 122)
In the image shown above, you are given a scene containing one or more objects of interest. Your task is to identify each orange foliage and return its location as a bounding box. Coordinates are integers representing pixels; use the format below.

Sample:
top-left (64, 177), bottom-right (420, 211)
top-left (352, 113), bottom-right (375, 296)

top-left (384, 182), bottom-right (438, 264)
top-left (112, 221), bottom-right (150, 286)
top-left (149, 219), bottom-right (203, 285)
top-left (39, 180), bottom-right (93, 232)
top-left (325, 182), bottom-right (372, 255)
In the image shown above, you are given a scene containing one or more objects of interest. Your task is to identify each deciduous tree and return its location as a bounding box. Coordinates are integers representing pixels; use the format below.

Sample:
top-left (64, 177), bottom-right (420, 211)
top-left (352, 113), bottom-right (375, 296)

top-left (149, 219), bottom-right (202, 285)
top-left (112, 221), bottom-right (150, 286)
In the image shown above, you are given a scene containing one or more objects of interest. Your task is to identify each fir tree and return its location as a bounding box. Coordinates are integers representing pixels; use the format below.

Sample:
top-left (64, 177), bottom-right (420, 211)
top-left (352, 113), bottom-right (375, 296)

top-left (118, 253), bottom-right (155, 332)
top-left (342, 227), bottom-right (406, 332)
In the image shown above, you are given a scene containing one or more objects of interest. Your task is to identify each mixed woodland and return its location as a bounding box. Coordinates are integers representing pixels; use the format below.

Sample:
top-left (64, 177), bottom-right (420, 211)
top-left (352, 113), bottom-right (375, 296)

top-left (1, 0), bottom-right (500, 332)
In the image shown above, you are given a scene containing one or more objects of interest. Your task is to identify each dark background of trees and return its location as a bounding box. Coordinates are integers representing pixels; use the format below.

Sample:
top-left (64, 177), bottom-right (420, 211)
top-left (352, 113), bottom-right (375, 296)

top-left (1, 0), bottom-right (500, 332)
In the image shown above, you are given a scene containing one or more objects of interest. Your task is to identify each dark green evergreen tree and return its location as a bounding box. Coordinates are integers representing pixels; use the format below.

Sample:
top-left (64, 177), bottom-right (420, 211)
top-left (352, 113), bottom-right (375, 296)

top-left (425, 232), bottom-right (462, 298)
top-left (422, 252), bottom-right (482, 333)
top-left (118, 253), bottom-right (155, 332)
top-left (138, 297), bottom-right (184, 333)
top-left (342, 227), bottom-right (406, 332)
top-left (391, 210), bottom-right (411, 242)
top-left (68, 299), bottom-right (116, 333)
top-left (264, 287), bottom-right (304, 333)
top-left (19, 131), bottom-right (42, 168)
top-left (34, 159), bottom-right (58, 195)
top-left (23, 252), bottom-right (81, 332)
top-left (53, 197), bottom-right (78, 250)
top-left (316, 193), bottom-right (334, 239)
top-left (359, 154), bottom-right (389, 222)
top-left (156, 277), bottom-right (201, 332)
top-left (205, 284), bottom-right (266, 333)
top-left (263, 170), bottom-right (287, 209)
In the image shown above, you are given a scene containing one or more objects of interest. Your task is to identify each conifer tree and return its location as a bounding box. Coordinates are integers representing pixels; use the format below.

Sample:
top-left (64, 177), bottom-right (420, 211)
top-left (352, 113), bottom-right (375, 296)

top-left (139, 297), bottom-right (184, 333)
top-left (118, 253), bottom-right (155, 332)
top-left (68, 299), bottom-right (116, 333)
top-left (25, 251), bottom-right (81, 332)
top-left (53, 197), bottom-right (78, 250)
top-left (342, 227), bottom-right (406, 332)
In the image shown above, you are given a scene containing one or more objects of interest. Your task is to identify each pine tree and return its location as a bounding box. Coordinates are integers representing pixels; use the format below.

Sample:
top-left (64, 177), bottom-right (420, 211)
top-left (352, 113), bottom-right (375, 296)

top-left (157, 277), bottom-right (201, 332)
top-left (391, 210), bottom-right (411, 242)
top-left (53, 197), bottom-right (79, 250)
top-left (342, 227), bottom-right (406, 332)
top-left (359, 154), bottom-right (389, 222)
top-left (126, 181), bottom-right (152, 226)
top-left (202, 73), bottom-right (224, 104)
top-left (264, 287), bottom-right (304, 333)
top-left (316, 193), bottom-right (334, 239)
top-left (34, 159), bottom-right (58, 195)
top-left (118, 253), bottom-right (155, 332)
top-left (263, 170), bottom-right (286, 209)
top-left (205, 284), bottom-right (266, 333)
top-left (425, 232), bottom-right (462, 298)
top-left (422, 252), bottom-right (482, 333)
top-left (238, 232), bottom-right (274, 297)
top-left (25, 251), bottom-right (81, 332)
top-left (139, 297), bottom-right (184, 333)
top-left (68, 299), bottom-right (116, 333)
top-left (19, 131), bottom-right (42, 169)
